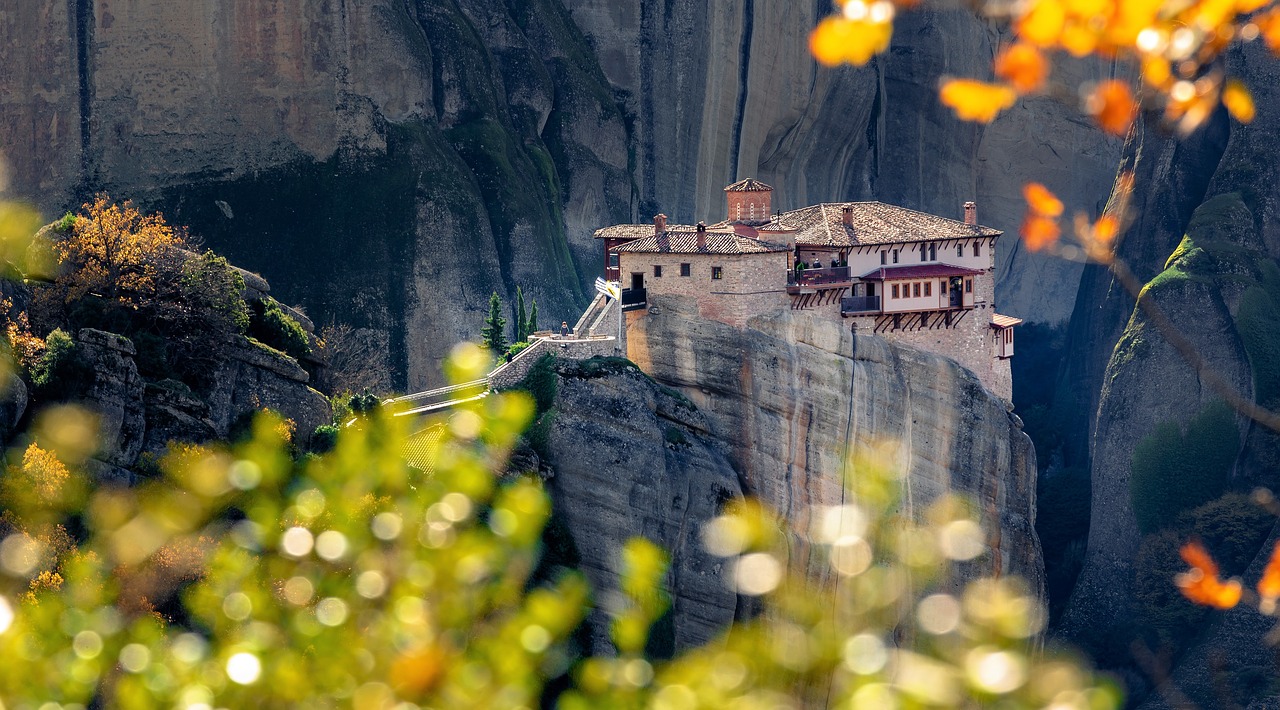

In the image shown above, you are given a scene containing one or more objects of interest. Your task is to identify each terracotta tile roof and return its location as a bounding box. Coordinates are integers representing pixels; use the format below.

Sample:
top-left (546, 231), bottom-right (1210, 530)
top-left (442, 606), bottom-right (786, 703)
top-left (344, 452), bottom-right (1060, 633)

top-left (724, 178), bottom-right (774, 192)
top-left (594, 224), bottom-right (661, 240)
top-left (615, 229), bottom-right (789, 255)
top-left (782, 203), bottom-right (1001, 247)
top-left (858, 264), bottom-right (986, 280)
top-left (991, 314), bottom-right (1023, 328)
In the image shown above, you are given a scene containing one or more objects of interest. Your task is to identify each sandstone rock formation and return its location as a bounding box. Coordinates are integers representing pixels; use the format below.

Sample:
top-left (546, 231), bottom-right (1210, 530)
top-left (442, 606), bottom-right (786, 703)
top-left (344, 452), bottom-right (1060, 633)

top-left (204, 336), bottom-right (331, 447)
top-left (539, 362), bottom-right (743, 653)
top-left (76, 328), bottom-right (146, 472)
top-left (1, 0), bottom-right (1119, 392)
top-left (625, 298), bottom-right (1043, 591)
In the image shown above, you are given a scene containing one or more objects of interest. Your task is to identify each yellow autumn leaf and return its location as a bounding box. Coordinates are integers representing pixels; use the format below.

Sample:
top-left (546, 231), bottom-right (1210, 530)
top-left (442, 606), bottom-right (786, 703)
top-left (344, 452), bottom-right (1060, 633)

top-left (939, 79), bottom-right (1018, 123)
top-left (1222, 80), bottom-right (1256, 123)
top-left (1016, 0), bottom-right (1067, 47)
top-left (810, 16), bottom-right (893, 67)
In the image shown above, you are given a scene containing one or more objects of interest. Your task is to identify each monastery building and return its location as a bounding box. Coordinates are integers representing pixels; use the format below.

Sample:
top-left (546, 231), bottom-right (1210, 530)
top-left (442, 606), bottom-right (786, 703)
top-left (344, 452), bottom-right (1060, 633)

top-left (593, 179), bottom-right (1021, 401)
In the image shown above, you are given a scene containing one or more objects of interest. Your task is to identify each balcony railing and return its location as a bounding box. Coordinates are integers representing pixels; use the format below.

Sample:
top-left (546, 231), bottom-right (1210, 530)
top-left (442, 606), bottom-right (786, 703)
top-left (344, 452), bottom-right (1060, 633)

top-left (789, 266), bottom-right (852, 286)
top-left (621, 287), bottom-right (647, 311)
top-left (841, 296), bottom-right (881, 314)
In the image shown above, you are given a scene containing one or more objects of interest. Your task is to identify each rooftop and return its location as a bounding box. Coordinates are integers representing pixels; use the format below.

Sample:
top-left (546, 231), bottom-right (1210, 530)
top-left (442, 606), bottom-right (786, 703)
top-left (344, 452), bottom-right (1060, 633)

top-left (991, 314), bottom-right (1024, 328)
top-left (783, 202), bottom-right (1001, 247)
top-left (615, 229), bottom-right (789, 255)
top-left (858, 264), bottom-right (986, 281)
top-left (724, 178), bottom-right (774, 192)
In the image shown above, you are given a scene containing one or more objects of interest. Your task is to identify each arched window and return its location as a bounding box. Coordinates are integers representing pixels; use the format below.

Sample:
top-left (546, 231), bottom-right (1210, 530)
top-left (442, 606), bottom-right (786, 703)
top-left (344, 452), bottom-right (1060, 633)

top-left (736, 203), bottom-right (742, 219)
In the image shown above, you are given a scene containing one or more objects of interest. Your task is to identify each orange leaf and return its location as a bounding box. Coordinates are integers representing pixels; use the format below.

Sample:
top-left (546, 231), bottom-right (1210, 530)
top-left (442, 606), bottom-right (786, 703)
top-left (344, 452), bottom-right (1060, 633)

top-left (995, 44), bottom-right (1050, 93)
top-left (1180, 541), bottom-right (1220, 576)
top-left (1177, 573), bottom-right (1242, 609)
top-left (1258, 541), bottom-right (1280, 601)
top-left (1021, 215), bottom-right (1061, 251)
top-left (1260, 11), bottom-right (1280, 54)
top-left (1087, 80), bottom-right (1137, 136)
top-left (1016, 0), bottom-right (1066, 47)
top-left (939, 79), bottom-right (1018, 123)
top-left (1023, 183), bottom-right (1064, 217)
top-left (1222, 80), bottom-right (1256, 123)
top-left (1093, 214), bottom-right (1119, 245)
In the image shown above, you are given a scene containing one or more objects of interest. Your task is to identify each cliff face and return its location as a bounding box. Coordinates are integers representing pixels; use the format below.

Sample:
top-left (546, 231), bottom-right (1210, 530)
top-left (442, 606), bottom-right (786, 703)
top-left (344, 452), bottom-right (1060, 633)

top-left (538, 363), bottom-right (744, 653)
top-left (625, 298), bottom-right (1042, 589)
top-left (1052, 39), bottom-right (1280, 702)
top-left (1, 0), bottom-right (1118, 391)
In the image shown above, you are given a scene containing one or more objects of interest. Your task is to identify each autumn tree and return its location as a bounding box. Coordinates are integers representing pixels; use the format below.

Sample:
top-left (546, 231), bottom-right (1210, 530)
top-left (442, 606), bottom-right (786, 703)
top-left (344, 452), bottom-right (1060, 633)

top-left (55, 195), bottom-right (187, 303)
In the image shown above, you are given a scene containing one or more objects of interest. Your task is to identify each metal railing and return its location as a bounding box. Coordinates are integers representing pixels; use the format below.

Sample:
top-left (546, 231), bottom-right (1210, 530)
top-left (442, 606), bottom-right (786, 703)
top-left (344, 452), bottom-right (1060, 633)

top-left (789, 266), bottom-right (851, 286)
top-left (841, 296), bottom-right (882, 314)
top-left (621, 287), bottom-right (647, 310)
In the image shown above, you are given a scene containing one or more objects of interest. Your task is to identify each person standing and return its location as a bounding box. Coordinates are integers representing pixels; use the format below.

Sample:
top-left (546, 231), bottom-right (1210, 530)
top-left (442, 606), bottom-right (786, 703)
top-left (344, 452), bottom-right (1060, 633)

top-left (560, 321), bottom-right (569, 338)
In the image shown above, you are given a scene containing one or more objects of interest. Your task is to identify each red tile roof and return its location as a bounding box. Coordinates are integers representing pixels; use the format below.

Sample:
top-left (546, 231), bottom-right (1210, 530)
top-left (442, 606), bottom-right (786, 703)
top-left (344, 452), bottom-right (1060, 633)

top-left (858, 264), bottom-right (986, 280)
top-left (615, 229), bottom-right (789, 255)
top-left (782, 202), bottom-right (1001, 247)
top-left (724, 178), bottom-right (773, 192)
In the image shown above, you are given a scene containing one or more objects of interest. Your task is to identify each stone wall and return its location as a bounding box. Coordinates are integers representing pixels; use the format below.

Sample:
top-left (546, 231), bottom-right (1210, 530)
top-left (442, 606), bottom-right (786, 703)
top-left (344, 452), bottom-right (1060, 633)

top-left (487, 335), bottom-right (617, 389)
top-left (621, 251), bottom-right (789, 327)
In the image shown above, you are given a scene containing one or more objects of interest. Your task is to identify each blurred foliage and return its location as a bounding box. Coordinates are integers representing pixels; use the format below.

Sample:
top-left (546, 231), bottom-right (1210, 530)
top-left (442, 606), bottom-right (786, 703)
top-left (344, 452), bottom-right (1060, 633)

top-left (0, 340), bottom-right (1121, 708)
top-left (29, 329), bottom-right (90, 403)
top-left (1130, 400), bottom-right (1240, 533)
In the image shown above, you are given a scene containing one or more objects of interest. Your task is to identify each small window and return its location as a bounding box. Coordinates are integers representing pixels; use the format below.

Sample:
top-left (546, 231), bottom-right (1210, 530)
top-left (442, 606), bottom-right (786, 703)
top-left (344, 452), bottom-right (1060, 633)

top-left (957, 244), bottom-right (964, 258)
top-left (924, 282), bottom-right (931, 297)
top-left (892, 284), bottom-right (900, 298)
top-left (913, 283), bottom-right (921, 298)
top-left (965, 278), bottom-right (973, 293)
top-left (892, 249), bottom-right (899, 264)
top-left (920, 247), bottom-right (927, 263)
top-left (609, 253), bottom-right (619, 267)
top-left (880, 251), bottom-right (887, 265)
top-left (680, 263), bottom-right (691, 277)
top-left (974, 242), bottom-right (981, 257)
top-left (929, 244), bottom-right (936, 261)
top-left (711, 266), bottom-right (723, 280)
top-left (654, 265), bottom-right (663, 277)
top-left (940, 280), bottom-right (948, 294)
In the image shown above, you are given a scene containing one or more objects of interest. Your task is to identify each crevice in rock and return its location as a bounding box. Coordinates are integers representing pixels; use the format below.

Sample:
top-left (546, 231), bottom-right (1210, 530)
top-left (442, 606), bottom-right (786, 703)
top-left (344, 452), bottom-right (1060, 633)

top-left (727, 0), bottom-right (755, 182)
top-left (73, 0), bottom-right (94, 178)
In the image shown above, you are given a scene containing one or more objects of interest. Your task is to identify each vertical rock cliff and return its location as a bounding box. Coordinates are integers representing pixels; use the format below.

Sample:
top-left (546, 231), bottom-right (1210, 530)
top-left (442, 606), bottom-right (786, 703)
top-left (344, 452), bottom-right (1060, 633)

top-left (625, 298), bottom-right (1042, 590)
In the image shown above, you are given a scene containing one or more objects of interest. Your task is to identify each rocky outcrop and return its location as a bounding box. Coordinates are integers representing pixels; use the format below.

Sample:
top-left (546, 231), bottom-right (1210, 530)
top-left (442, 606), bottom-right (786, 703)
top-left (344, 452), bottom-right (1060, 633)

top-left (142, 382), bottom-right (217, 456)
top-left (63, 328), bottom-right (329, 474)
top-left (76, 328), bottom-right (146, 471)
top-left (626, 297), bottom-right (1042, 590)
top-left (1, 0), bottom-right (1118, 393)
top-left (539, 362), bottom-right (743, 653)
top-left (0, 377), bottom-right (28, 446)
top-left (203, 337), bottom-right (331, 448)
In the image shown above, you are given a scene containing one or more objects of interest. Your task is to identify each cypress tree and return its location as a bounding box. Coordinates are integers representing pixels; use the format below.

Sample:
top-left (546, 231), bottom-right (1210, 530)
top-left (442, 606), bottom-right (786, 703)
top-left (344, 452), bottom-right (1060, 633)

top-left (481, 292), bottom-right (507, 353)
top-left (528, 299), bottom-right (539, 337)
top-left (515, 286), bottom-right (528, 343)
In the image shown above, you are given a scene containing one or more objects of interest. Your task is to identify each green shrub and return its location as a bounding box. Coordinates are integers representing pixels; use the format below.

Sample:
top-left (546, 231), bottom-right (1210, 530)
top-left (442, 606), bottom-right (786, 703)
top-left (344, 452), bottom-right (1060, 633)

top-left (249, 298), bottom-right (310, 360)
top-left (516, 353), bottom-right (558, 415)
top-left (1130, 400), bottom-right (1240, 533)
top-left (505, 341), bottom-right (530, 362)
top-left (30, 329), bottom-right (89, 401)
top-left (663, 426), bottom-right (689, 448)
top-left (310, 424), bottom-right (340, 453)
top-left (563, 356), bottom-right (640, 380)
top-left (180, 251), bottom-right (249, 335)
top-left (52, 212), bottom-right (76, 233)
top-left (1133, 530), bottom-right (1209, 652)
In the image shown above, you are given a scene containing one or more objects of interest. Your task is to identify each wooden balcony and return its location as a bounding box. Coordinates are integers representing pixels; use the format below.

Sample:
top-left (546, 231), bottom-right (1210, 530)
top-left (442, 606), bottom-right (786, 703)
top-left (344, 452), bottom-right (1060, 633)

top-left (621, 287), bottom-right (647, 311)
top-left (787, 266), bottom-right (852, 292)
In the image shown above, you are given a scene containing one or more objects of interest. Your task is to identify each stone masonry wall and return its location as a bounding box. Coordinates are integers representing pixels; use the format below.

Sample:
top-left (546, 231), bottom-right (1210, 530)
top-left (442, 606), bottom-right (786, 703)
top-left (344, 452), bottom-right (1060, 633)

top-left (488, 335), bottom-right (617, 389)
top-left (621, 251), bottom-right (789, 327)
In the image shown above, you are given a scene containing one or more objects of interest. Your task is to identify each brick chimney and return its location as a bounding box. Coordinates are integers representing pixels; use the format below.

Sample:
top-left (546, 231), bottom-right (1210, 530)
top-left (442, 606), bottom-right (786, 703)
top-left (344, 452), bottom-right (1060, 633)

top-left (654, 213), bottom-right (667, 235)
top-left (842, 205), bottom-right (853, 226)
top-left (964, 201), bottom-right (977, 225)
top-left (696, 222), bottom-right (707, 250)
